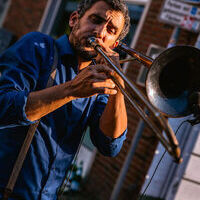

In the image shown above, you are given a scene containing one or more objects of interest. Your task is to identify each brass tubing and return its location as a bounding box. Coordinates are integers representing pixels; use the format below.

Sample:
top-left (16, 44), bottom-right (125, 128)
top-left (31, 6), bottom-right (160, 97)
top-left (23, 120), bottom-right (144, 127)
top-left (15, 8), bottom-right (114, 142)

top-left (118, 43), bottom-right (153, 68)
top-left (119, 57), bottom-right (136, 64)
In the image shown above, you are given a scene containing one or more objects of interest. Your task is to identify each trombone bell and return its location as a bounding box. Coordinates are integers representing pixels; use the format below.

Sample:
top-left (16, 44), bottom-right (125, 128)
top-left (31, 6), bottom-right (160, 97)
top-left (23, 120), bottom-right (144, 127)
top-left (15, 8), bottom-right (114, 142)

top-left (146, 45), bottom-right (200, 117)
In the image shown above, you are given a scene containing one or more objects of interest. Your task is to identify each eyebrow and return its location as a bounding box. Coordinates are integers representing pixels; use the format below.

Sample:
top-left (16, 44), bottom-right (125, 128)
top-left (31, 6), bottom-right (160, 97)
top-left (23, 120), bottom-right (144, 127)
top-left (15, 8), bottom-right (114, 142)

top-left (91, 14), bottom-right (119, 33)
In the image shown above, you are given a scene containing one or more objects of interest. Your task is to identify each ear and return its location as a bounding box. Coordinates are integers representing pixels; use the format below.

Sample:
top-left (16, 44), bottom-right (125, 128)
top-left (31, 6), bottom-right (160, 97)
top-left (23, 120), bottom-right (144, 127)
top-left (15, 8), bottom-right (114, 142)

top-left (69, 11), bottom-right (79, 28)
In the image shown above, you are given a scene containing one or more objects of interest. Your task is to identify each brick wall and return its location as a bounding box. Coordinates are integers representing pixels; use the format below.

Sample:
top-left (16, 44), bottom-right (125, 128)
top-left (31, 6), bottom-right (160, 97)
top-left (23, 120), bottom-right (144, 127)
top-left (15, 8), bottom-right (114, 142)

top-left (3, 0), bottom-right (48, 38)
top-left (83, 0), bottom-right (199, 200)
top-left (1, 0), bottom-right (199, 200)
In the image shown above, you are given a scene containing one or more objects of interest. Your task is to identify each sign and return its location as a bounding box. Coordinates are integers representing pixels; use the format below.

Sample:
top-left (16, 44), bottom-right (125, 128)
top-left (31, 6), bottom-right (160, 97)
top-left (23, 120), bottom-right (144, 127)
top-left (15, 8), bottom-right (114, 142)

top-left (159, 0), bottom-right (200, 32)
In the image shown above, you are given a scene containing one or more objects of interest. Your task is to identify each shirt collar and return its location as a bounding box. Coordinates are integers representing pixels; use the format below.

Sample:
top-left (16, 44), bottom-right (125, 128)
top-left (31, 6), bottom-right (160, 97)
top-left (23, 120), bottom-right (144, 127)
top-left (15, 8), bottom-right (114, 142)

top-left (56, 34), bottom-right (74, 56)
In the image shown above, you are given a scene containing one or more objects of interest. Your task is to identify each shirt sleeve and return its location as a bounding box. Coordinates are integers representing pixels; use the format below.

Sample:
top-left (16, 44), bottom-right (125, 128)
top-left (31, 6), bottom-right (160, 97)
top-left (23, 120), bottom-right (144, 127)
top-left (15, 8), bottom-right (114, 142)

top-left (88, 94), bottom-right (127, 157)
top-left (0, 32), bottom-right (53, 129)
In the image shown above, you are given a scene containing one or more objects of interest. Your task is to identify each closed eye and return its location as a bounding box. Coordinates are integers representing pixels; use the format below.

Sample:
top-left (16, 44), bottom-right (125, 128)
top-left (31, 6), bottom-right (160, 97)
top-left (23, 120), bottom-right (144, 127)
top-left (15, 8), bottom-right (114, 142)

top-left (107, 25), bottom-right (116, 34)
top-left (89, 14), bottom-right (118, 35)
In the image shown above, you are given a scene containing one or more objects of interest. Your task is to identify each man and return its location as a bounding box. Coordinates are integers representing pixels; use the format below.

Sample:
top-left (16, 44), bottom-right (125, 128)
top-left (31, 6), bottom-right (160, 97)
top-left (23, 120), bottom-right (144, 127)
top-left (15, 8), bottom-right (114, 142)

top-left (0, 0), bottom-right (130, 199)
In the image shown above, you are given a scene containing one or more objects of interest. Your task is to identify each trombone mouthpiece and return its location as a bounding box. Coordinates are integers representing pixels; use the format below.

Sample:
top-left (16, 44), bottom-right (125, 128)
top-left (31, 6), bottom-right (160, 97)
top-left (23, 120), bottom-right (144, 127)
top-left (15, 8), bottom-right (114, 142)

top-left (88, 37), bottom-right (96, 44)
top-left (87, 37), bottom-right (99, 49)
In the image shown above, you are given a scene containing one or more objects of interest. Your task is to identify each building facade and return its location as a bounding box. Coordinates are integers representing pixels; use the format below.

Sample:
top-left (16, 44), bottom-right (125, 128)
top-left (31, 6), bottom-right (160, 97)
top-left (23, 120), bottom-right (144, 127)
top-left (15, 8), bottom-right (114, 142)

top-left (0, 0), bottom-right (200, 200)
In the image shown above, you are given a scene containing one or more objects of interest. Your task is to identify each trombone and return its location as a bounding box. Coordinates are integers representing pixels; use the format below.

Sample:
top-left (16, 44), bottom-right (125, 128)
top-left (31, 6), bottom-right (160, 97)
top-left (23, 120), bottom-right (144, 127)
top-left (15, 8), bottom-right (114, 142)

top-left (88, 37), bottom-right (200, 163)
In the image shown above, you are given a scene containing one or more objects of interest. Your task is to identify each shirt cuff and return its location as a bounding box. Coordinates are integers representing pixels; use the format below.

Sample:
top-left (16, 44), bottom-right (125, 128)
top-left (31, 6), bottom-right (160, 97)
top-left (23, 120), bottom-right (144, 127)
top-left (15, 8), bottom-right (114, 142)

top-left (15, 90), bottom-right (36, 125)
top-left (90, 124), bottom-right (127, 157)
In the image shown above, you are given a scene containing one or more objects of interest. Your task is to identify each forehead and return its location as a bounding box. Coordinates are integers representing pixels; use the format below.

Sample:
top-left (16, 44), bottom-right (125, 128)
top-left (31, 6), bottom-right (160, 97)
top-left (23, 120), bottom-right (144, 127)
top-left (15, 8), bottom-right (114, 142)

top-left (84, 1), bottom-right (125, 27)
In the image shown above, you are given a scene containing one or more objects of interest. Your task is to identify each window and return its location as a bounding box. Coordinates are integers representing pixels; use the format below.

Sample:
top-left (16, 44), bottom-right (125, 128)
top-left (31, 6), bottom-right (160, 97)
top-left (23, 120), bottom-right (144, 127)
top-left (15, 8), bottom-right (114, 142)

top-left (117, 3), bottom-right (144, 59)
top-left (50, 0), bottom-right (145, 44)
top-left (50, 0), bottom-right (79, 38)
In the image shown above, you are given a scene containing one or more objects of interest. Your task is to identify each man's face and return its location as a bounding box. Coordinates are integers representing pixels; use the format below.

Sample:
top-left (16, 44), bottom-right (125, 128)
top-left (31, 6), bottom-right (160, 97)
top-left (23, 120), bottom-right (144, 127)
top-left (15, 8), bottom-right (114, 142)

top-left (69, 1), bottom-right (125, 60)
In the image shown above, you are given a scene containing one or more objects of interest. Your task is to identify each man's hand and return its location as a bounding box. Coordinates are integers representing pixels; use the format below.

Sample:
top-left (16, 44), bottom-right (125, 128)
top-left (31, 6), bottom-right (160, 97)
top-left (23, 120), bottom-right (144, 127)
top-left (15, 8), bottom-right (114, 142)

top-left (70, 64), bottom-right (117, 98)
top-left (94, 38), bottom-right (125, 88)
top-left (86, 39), bottom-right (128, 139)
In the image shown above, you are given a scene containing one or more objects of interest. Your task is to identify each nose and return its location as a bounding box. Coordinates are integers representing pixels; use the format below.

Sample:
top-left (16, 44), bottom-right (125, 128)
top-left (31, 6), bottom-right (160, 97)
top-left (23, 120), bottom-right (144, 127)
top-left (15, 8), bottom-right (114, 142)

top-left (94, 24), bottom-right (106, 40)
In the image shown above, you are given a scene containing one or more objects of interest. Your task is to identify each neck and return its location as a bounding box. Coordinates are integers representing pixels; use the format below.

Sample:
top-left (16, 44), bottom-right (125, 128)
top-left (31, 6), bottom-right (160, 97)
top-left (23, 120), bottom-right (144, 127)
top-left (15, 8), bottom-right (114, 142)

top-left (78, 56), bottom-right (92, 71)
top-left (68, 34), bottom-right (93, 71)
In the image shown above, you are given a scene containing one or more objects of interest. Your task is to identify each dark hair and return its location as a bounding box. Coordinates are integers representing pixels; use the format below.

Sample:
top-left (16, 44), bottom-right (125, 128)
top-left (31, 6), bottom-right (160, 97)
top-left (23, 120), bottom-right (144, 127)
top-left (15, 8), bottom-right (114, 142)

top-left (77, 0), bottom-right (130, 40)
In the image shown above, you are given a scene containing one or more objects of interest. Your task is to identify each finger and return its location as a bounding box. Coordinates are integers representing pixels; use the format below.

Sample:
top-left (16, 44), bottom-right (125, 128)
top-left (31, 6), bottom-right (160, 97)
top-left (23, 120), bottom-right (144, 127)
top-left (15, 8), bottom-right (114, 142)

top-left (105, 52), bottom-right (119, 58)
top-left (96, 87), bottom-right (117, 95)
top-left (92, 80), bottom-right (116, 89)
top-left (95, 55), bottom-right (107, 65)
top-left (88, 71), bottom-right (106, 79)
top-left (92, 64), bottom-right (114, 75)
top-left (87, 71), bottom-right (114, 81)
top-left (93, 40), bottom-right (120, 65)
top-left (107, 78), bottom-right (115, 85)
top-left (95, 38), bottom-right (113, 53)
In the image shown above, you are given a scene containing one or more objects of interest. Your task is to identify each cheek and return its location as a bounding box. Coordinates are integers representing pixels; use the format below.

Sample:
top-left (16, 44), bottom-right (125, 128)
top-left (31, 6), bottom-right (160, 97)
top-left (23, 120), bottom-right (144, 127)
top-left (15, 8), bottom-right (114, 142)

top-left (79, 19), bottom-right (94, 32)
top-left (105, 35), bottom-right (118, 46)
top-left (77, 25), bottom-right (92, 37)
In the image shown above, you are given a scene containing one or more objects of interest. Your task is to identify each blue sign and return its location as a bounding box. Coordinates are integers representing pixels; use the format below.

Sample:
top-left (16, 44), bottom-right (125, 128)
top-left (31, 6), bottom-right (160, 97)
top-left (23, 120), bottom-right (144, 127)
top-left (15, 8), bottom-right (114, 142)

top-left (191, 6), bottom-right (198, 15)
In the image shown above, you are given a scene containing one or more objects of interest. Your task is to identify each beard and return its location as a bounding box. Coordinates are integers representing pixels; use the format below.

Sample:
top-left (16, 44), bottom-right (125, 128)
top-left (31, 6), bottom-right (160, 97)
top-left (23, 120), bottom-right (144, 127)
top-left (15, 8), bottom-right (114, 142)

top-left (70, 22), bottom-right (98, 61)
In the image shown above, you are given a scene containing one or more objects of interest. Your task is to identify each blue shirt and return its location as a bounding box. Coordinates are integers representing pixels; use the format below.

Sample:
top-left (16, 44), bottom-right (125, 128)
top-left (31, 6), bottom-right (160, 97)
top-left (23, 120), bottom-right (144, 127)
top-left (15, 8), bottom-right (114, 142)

top-left (0, 32), bottom-right (127, 200)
